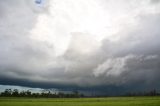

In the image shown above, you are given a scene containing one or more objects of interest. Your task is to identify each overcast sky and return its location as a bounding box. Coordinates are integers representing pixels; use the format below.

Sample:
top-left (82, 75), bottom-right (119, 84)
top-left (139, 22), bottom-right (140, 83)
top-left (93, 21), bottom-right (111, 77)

top-left (0, 0), bottom-right (160, 93)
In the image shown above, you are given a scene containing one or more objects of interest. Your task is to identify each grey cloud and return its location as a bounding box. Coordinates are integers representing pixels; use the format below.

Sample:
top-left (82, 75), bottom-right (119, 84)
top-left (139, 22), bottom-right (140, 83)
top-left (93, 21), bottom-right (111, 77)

top-left (150, 0), bottom-right (160, 4)
top-left (0, 0), bottom-right (53, 82)
top-left (52, 13), bottom-right (160, 87)
top-left (91, 13), bottom-right (160, 85)
top-left (0, 0), bottom-right (160, 93)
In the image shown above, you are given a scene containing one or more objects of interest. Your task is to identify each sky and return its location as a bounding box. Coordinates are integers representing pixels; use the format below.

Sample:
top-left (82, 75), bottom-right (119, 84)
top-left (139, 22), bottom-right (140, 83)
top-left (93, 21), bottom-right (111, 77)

top-left (0, 0), bottom-right (160, 95)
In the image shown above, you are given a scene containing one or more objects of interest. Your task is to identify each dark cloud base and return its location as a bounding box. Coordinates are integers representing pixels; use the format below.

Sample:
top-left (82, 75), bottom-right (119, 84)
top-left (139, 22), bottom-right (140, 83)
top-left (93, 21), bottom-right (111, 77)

top-left (0, 76), bottom-right (160, 96)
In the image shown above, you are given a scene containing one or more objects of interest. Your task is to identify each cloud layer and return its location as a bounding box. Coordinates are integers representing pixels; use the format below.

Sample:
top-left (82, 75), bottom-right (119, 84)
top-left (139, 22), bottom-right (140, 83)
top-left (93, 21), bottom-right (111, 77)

top-left (0, 0), bottom-right (160, 91)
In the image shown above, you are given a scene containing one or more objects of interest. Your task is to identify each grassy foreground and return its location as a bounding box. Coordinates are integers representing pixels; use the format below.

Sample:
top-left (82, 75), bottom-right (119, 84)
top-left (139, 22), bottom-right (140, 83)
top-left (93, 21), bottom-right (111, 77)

top-left (0, 96), bottom-right (160, 106)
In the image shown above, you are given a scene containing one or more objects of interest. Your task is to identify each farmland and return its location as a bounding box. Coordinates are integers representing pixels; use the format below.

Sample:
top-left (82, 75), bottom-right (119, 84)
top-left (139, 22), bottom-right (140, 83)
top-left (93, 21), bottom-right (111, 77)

top-left (0, 96), bottom-right (160, 106)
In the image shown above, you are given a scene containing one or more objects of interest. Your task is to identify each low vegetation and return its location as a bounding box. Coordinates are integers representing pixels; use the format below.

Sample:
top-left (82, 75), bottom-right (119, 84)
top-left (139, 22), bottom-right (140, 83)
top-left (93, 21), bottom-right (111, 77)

top-left (0, 96), bottom-right (160, 106)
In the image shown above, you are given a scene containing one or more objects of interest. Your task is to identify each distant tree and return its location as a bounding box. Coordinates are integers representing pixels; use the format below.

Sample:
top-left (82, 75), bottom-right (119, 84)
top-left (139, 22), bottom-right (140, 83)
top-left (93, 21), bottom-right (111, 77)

top-left (26, 90), bottom-right (31, 97)
top-left (32, 93), bottom-right (40, 98)
top-left (73, 90), bottom-right (80, 97)
top-left (58, 92), bottom-right (65, 98)
top-left (0, 88), bottom-right (85, 98)
top-left (12, 89), bottom-right (19, 97)
top-left (2, 89), bottom-right (12, 97)
top-left (19, 91), bottom-right (26, 97)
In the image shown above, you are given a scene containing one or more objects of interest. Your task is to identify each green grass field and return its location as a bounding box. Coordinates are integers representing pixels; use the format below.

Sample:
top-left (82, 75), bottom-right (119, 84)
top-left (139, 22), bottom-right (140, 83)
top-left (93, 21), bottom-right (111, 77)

top-left (0, 97), bottom-right (160, 106)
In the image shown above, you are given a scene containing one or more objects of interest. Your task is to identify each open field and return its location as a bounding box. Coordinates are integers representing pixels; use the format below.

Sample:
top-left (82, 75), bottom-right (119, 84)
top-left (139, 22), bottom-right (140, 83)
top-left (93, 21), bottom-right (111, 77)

top-left (0, 96), bottom-right (160, 106)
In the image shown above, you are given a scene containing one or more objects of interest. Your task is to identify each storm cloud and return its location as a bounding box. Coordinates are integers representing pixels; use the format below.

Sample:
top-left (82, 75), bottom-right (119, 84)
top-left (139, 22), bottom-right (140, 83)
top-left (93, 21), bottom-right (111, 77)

top-left (0, 0), bottom-right (160, 92)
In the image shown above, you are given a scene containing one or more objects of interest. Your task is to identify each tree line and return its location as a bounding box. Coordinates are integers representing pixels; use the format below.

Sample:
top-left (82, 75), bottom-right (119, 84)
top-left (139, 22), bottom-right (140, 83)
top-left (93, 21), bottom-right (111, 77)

top-left (0, 89), bottom-right (159, 98)
top-left (124, 89), bottom-right (160, 97)
top-left (0, 89), bottom-right (84, 98)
